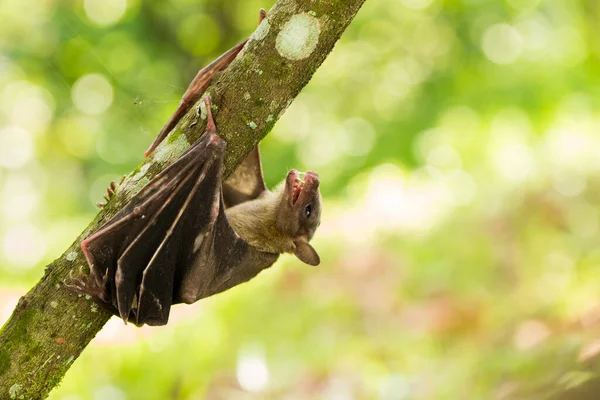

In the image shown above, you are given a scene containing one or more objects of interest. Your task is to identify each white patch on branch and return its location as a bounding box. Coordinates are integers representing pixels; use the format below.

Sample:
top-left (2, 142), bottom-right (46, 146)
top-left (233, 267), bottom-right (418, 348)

top-left (252, 18), bottom-right (271, 42)
top-left (132, 163), bottom-right (150, 181)
top-left (153, 131), bottom-right (190, 164)
top-left (276, 13), bottom-right (320, 60)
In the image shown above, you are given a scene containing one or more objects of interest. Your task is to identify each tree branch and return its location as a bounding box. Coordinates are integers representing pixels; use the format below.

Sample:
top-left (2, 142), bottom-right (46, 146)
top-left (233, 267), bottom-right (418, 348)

top-left (0, 0), bottom-right (366, 398)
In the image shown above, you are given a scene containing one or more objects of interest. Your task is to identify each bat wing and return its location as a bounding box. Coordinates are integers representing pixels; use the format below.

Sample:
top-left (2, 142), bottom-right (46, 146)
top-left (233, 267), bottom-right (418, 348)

top-left (222, 146), bottom-right (268, 208)
top-left (81, 128), bottom-right (278, 326)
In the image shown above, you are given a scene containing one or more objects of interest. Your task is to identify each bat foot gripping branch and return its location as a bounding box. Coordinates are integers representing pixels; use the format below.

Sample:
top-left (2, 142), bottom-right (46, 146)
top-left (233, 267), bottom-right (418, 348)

top-left (96, 175), bottom-right (126, 209)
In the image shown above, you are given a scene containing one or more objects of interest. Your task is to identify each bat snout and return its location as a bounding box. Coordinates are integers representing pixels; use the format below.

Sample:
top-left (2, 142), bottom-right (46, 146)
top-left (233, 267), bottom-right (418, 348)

top-left (303, 170), bottom-right (319, 188)
top-left (284, 169), bottom-right (320, 207)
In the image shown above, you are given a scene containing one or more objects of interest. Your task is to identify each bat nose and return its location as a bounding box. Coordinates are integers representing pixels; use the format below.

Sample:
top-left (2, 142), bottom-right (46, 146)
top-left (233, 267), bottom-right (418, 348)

top-left (304, 170), bottom-right (319, 187)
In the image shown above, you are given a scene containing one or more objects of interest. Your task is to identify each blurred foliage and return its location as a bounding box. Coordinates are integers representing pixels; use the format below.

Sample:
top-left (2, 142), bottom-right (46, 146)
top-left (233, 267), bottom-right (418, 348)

top-left (1, 0), bottom-right (600, 398)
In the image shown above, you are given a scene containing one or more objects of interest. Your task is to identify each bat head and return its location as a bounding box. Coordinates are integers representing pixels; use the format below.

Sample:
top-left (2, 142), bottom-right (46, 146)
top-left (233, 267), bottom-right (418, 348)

top-left (276, 169), bottom-right (322, 266)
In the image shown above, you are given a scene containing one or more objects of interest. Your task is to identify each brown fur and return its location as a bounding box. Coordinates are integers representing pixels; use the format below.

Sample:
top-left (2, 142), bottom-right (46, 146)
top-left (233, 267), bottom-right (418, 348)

top-left (226, 186), bottom-right (296, 254)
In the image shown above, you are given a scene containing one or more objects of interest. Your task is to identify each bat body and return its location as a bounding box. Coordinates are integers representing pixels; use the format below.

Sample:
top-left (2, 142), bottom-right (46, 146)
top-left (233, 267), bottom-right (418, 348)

top-left (69, 97), bottom-right (321, 326)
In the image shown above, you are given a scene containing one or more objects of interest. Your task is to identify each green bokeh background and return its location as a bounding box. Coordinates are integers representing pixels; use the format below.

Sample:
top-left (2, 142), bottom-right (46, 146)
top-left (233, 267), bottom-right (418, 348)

top-left (1, 0), bottom-right (600, 398)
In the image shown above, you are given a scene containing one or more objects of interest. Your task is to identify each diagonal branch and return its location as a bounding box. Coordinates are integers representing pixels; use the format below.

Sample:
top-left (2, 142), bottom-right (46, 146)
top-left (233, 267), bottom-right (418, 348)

top-left (0, 0), bottom-right (367, 398)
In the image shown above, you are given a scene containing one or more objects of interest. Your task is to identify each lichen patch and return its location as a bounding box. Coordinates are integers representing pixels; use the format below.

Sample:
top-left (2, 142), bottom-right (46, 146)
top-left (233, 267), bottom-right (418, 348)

top-left (198, 99), bottom-right (207, 120)
top-left (9, 383), bottom-right (22, 399)
top-left (269, 100), bottom-right (279, 112)
top-left (132, 163), bottom-right (150, 181)
top-left (153, 131), bottom-right (190, 164)
top-left (252, 18), bottom-right (271, 42)
top-left (247, 121), bottom-right (257, 130)
top-left (276, 13), bottom-right (320, 61)
top-left (65, 252), bottom-right (77, 261)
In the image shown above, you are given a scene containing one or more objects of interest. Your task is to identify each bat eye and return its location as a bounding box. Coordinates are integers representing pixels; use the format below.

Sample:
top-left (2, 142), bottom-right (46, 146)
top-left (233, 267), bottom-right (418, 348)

top-left (305, 204), bottom-right (312, 218)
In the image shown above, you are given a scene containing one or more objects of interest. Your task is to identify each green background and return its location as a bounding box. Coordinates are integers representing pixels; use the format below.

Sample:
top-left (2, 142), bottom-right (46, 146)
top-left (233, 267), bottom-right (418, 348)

top-left (1, 0), bottom-right (600, 398)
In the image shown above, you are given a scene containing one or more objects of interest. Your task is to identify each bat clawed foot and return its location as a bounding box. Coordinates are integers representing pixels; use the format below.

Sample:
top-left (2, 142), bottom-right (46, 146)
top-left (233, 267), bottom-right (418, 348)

top-left (64, 266), bottom-right (108, 302)
top-left (96, 176), bottom-right (126, 208)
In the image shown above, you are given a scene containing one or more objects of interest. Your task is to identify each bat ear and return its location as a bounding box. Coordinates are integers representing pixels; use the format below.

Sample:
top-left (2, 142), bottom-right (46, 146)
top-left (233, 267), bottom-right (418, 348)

top-left (294, 238), bottom-right (320, 266)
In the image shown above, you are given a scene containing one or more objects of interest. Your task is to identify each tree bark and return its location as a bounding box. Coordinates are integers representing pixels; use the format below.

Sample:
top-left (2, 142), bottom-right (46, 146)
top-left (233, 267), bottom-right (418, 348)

top-left (0, 0), bottom-right (366, 398)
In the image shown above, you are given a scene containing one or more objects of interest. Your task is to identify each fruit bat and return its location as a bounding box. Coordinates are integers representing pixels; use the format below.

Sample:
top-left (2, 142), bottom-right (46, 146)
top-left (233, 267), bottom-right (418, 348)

top-left (67, 10), bottom-right (322, 327)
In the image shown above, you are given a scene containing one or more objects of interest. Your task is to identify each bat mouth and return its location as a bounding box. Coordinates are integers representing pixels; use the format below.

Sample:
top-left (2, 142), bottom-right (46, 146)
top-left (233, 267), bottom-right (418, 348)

top-left (292, 175), bottom-right (304, 204)
top-left (288, 170), bottom-right (319, 206)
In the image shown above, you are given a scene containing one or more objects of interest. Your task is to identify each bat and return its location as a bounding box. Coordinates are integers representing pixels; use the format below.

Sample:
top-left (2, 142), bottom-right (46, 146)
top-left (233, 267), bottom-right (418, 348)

top-left (67, 11), bottom-right (322, 327)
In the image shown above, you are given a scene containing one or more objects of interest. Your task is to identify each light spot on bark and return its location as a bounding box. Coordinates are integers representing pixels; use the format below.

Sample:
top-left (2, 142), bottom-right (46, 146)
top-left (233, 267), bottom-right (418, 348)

top-left (50, 301), bottom-right (58, 308)
top-left (247, 121), bottom-right (257, 130)
top-left (153, 131), bottom-right (190, 164)
top-left (9, 383), bottom-right (22, 399)
top-left (308, 10), bottom-right (316, 16)
top-left (91, 304), bottom-right (98, 313)
top-left (244, 92), bottom-right (251, 100)
top-left (252, 18), bottom-right (270, 41)
top-left (276, 13), bottom-right (320, 61)
top-left (198, 99), bottom-right (207, 120)
top-left (132, 163), bottom-right (150, 181)
top-left (65, 252), bottom-right (77, 261)
top-left (269, 100), bottom-right (279, 112)
top-left (266, 115), bottom-right (274, 123)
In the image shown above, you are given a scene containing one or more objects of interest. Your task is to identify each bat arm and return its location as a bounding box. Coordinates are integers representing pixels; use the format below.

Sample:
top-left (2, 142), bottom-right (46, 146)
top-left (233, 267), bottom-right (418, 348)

top-left (144, 39), bottom-right (248, 157)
